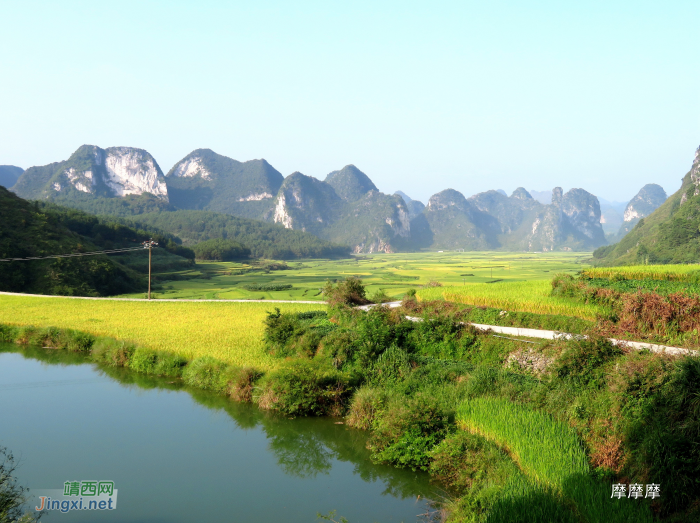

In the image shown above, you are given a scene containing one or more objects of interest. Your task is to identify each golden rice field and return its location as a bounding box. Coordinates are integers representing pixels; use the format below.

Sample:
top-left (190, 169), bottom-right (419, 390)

top-left (417, 280), bottom-right (604, 320)
top-left (0, 295), bottom-right (322, 370)
top-left (582, 264), bottom-right (700, 282)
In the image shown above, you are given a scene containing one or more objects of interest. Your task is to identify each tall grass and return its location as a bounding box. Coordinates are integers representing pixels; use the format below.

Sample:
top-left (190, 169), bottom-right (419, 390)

top-left (0, 295), bottom-right (320, 370)
top-left (457, 397), bottom-right (655, 522)
top-left (418, 281), bottom-right (604, 320)
top-left (584, 264), bottom-right (700, 282)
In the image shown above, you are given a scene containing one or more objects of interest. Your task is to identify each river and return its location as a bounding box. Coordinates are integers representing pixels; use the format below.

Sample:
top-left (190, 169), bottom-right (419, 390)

top-left (0, 345), bottom-right (439, 522)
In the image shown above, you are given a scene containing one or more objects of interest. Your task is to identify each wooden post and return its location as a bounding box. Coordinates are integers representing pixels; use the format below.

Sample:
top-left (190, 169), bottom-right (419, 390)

top-left (148, 243), bottom-right (152, 300)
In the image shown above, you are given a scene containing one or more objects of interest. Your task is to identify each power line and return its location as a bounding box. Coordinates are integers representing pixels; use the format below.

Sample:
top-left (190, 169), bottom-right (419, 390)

top-left (0, 246), bottom-right (148, 262)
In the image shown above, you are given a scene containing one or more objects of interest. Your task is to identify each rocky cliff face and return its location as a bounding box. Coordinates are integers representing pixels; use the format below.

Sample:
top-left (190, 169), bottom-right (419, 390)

top-left (270, 172), bottom-right (340, 235)
top-left (12, 145), bottom-right (168, 201)
top-left (680, 146), bottom-right (700, 205)
top-left (394, 191), bottom-right (426, 219)
top-left (624, 184), bottom-right (667, 221)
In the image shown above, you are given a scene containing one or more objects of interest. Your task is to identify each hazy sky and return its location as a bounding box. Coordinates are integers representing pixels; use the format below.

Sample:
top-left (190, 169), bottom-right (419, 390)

top-left (1, 1), bottom-right (698, 203)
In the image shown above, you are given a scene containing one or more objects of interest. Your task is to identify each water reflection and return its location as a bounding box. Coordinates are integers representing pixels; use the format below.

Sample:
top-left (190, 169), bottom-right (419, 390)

top-left (2, 345), bottom-right (437, 504)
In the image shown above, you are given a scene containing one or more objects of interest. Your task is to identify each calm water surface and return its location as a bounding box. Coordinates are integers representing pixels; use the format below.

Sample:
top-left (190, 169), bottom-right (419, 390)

top-left (0, 345), bottom-right (439, 522)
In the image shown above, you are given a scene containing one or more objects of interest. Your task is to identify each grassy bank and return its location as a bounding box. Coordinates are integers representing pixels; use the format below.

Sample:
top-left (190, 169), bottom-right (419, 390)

top-left (0, 295), bottom-right (318, 369)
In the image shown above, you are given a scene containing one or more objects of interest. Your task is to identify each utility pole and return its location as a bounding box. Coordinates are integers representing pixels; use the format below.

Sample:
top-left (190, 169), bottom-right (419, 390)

top-left (142, 239), bottom-right (158, 300)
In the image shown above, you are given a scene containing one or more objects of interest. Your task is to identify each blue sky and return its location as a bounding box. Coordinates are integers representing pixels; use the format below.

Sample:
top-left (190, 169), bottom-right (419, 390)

top-left (1, 0), bottom-right (698, 203)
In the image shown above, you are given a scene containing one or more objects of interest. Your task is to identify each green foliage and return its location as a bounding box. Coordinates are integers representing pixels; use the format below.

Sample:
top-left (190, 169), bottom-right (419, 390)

top-left (90, 338), bottom-right (137, 367)
top-left (0, 187), bottom-right (195, 296)
top-left (263, 309), bottom-right (334, 358)
top-left (244, 283), bottom-right (293, 291)
top-left (322, 276), bottom-right (371, 307)
top-left (256, 359), bottom-right (354, 416)
top-left (625, 357), bottom-right (700, 517)
top-left (119, 210), bottom-right (350, 259)
top-left (368, 394), bottom-right (453, 471)
top-left (553, 337), bottom-right (622, 387)
top-left (0, 446), bottom-right (41, 523)
top-left (128, 347), bottom-right (187, 377)
top-left (182, 356), bottom-right (232, 393)
top-left (345, 386), bottom-right (387, 430)
top-left (192, 238), bottom-right (250, 261)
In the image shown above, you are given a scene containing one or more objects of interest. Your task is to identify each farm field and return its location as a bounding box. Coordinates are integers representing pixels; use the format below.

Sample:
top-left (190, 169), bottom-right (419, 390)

top-left (0, 295), bottom-right (321, 370)
top-left (582, 264), bottom-right (700, 282)
top-left (418, 280), bottom-right (605, 320)
top-left (117, 251), bottom-right (592, 302)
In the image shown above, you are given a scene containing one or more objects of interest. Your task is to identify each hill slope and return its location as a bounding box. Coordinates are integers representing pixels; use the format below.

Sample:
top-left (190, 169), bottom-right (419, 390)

top-left (324, 164), bottom-right (377, 201)
top-left (165, 149), bottom-right (284, 219)
top-left (119, 209), bottom-right (350, 259)
top-left (0, 165), bottom-right (23, 188)
top-left (594, 146), bottom-right (700, 265)
top-left (0, 187), bottom-right (192, 296)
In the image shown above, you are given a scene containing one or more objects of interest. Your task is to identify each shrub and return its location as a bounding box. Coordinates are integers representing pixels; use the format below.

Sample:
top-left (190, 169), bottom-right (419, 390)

top-left (255, 359), bottom-right (354, 416)
top-left (625, 356), bottom-right (700, 517)
top-left (182, 356), bottom-right (231, 393)
top-left (128, 347), bottom-right (187, 377)
top-left (90, 337), bottom-right (137, 367)
top-left (428, 431), bottom-right (516, 497)
top-left (369, 288), bottom-right (392, 303)
top-left (227, 366), bottom-right (263, 402)
top-left (0, 324), bottom-right (19, 343)
top-left (316, 329), bottom-right (358, 369)
top-left (322, 277), bottom-right (371, 307)
top-left (553, 337), bottom-right (623, 387)
top-left (346, 386), bottom-right (387, 430)
top-left (368, 394), bottom-right (453, 471)
top-left (244, 283), bottom-right (293, 291)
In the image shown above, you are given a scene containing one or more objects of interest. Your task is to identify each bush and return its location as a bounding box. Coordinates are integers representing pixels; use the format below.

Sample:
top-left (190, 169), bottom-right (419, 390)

top-left (368, 394), bottom-right (453, 471)
top-left (243, 283), bottom-right (293, 291)
top-left (0, 324), bottom-right (19, 343)
top-left (90, 337), bottom-right (137, 367)
top-left (322, 276), bottom-right (371, 307)
top-left (316, 329), bottom-right (358, 369)
top-left (0, 446), bottom-right (40, 523)
top-left (255, 359), bottom-right (354, 416)
top-left (625, 357), bottom-right (700, 517)
top-left (263, 308), bottom-right (335, 358)
top-left (182, 356), bottom-right (232, 393)
top-left (428, 431), bottom-right (516, 497)
top-left (346, 386), bottom-right (387, 430)
top-left (227, 366), bottom-right (263, 402)
top-left (128, 347), bottom-right (187, 377)
top-left (553, 337), bottom-right (623, 387)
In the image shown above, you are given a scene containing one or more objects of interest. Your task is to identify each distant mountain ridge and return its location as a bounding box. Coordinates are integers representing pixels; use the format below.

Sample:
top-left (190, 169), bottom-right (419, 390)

top-left (0, 165), bottom-right (23, 189)
top-left (12, 145), bottom-right (167, 202)
top-left (166, 148), bottom-right (284, 219)
top-left (11, 143), bottom-right (660, 253)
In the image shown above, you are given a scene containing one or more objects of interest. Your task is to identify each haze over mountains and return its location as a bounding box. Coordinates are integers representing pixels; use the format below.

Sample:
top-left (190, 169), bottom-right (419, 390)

top-left (8, 144), bottom-right (674, 254)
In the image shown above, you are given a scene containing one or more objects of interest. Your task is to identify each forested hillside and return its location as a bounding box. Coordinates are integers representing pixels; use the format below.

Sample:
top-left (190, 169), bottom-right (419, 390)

top-left (117, 210), bottom-right (351, 259)
top-left (0, 187), bottom-right (193, 296)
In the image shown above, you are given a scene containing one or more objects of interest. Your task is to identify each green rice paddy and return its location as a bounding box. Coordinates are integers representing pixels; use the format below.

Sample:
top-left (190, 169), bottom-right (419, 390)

top-left (117, 251), bottom-right (591, 301)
